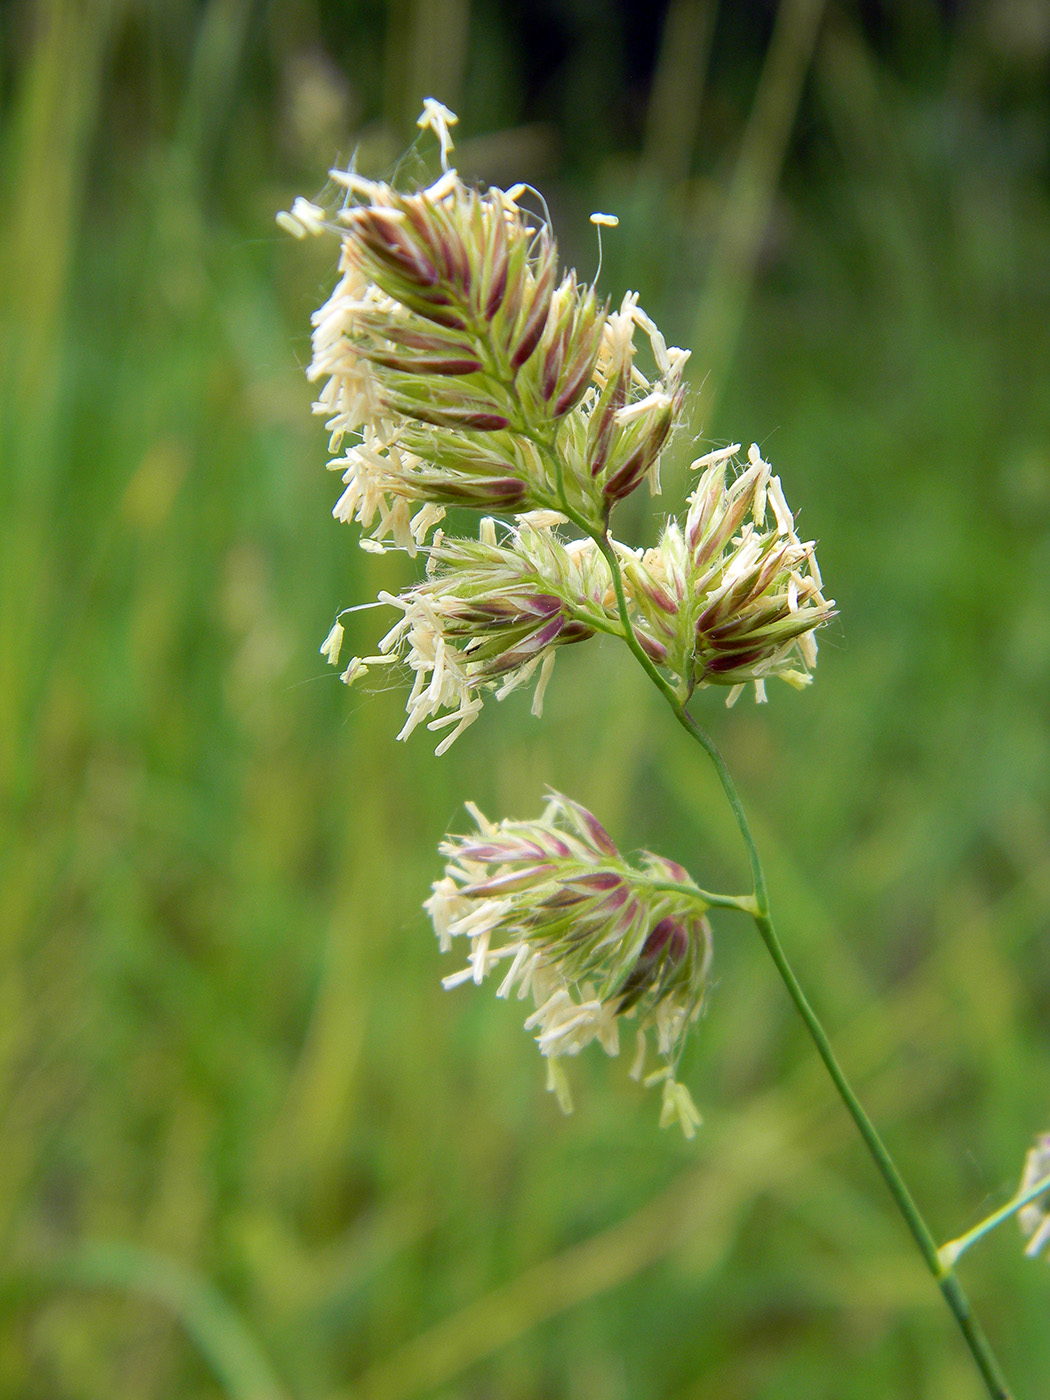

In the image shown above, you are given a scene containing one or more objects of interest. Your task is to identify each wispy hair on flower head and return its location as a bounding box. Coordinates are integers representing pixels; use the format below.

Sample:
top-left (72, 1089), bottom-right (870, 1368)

top-left (425, 793), bottom-right (712, 1136)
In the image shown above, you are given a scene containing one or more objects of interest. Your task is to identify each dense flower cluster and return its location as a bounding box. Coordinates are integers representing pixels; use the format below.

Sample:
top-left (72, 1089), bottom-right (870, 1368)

top-left (281, 102), bottom-right (685, 549)
top-left (283, 101), bottom-right (833, 738)
top-left (425, 793), bottom-right (712, 1134)
top-left (623, 442), bottom-right (835, 704)
top-left (322, 514), bottom-right (621, 754)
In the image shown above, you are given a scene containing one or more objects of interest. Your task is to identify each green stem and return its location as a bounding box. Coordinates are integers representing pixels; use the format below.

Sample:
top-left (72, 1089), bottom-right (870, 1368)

top-left (674, 723), bottom-right (1012, 1399)
top-left (682, 742), bottom-right (1012, 1398)
top-left (940, 1169), bottom-right (1050, 1270)
top-left (483, 281), bottom-right (1012, 1399)
top-left (748, 900), bottom-right (1012, 1399)
top-left (566, 502), bottom-right (1016, 1400)
top-left (640, 878), bottom-right (755, 914)
top-left (665, 703), bottom-right (767, 909)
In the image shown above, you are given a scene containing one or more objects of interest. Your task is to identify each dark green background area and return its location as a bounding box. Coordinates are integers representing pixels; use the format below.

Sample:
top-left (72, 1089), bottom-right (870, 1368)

top-left (2, 2), bottom-right (1049, 1396)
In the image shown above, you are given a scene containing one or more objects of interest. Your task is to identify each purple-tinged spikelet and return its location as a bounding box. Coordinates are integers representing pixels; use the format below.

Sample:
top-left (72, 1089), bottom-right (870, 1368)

top-left (326, 515), bottom-right (622, 754)
top-left (624, 444), bottom-right (835, 704)
top-left (426, 794), bottom-right (712, 1134)
top-left (279, 105), bottom-right (688, 548)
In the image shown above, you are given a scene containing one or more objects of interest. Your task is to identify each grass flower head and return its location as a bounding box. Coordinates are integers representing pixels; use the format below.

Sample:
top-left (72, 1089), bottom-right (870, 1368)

top-left (426, 794), bottom-right (712, 1135)
top-left (280, 103), bottom-right (689, 548)
top-left (624, 443), bottom-right (836, 704)
top-left (327, 515), bottom-right (620, 754)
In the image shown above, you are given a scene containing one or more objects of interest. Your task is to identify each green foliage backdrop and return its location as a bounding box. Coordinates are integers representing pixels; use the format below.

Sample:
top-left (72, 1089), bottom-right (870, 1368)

top-left (2, 2), bottom-right (1049, 1396)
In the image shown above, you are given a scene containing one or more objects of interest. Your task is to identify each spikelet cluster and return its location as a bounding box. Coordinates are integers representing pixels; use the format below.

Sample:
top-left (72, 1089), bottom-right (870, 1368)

top-left (324, 514), bottom-right (621, 754)
top-left (426, 794), bottom-right (712, 1135)
top-left (281, 105), bottom-right (685, 550)
top-left (624, 443), bottom-right (836, 703)
top-left (283, 102), bottom-right (834, 743)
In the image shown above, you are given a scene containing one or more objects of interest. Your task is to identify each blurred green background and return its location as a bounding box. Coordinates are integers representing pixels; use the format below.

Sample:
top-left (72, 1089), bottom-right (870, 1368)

top-left (2, 1), bottom-right (1050, 1396)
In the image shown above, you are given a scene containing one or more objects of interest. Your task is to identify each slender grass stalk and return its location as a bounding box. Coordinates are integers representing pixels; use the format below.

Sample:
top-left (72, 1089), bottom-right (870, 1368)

top-left (420, 304), bottom-right (1016, 1398)
top-left (691, 0), bottom-right (828, 420)
top-left (523, 430), bottom-right (1014, 1394)
top-left (642, 0), bottom-right (718, 187)
top-left (566, 502), bottom-right (1017, 1400)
